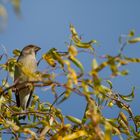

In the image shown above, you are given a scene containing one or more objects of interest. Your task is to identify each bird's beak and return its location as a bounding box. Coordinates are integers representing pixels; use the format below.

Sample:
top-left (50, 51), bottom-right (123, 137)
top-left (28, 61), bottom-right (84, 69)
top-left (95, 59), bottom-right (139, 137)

top-left (34, 46), bottom-right (41, 52)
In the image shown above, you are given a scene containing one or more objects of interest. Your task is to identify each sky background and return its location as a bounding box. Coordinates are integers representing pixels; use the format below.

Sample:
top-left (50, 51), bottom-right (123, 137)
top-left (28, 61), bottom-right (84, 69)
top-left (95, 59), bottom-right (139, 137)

top-left (1, 0), bottom-right (140, 139)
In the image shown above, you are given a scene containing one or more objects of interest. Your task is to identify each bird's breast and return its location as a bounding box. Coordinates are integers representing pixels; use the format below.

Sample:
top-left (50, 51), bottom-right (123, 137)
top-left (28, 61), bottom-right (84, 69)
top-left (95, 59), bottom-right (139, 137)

top-left (19, 55), bottom-right (37, 72)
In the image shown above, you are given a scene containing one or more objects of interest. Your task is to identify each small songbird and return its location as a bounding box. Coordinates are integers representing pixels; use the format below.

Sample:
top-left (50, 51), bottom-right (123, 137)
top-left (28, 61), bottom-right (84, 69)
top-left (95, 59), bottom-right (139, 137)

top-left (14, 45), bottom-right (41, 111)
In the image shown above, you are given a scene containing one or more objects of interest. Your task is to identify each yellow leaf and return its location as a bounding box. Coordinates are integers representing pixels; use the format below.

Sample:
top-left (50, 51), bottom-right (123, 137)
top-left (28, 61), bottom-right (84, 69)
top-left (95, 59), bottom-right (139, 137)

top-left (105, 122), bottom-right (112, 140)
top-left (69, 68), bottom-right (77, 84)
top-left (63, 130), bottom-right (87, 140)
top-left (70, 24), bottom-right (81, 43)
top-left (43, 53), bottom-right (56, 67)
top-left (68, 45), bottom-right (78, 57)
top-left (64, 60), bottom-right (78, 84)
top-left (13, 49), bottom-right (21, 57)
top-left (69, 55), bottom-right (84, 75)
top-left (128, 37), bottom-right (140, 43)
top-left (119, 112), bottom-right (128, 126)
top-left (128, 30), bottom-right (135, 37)
top-left (92, 59), bottom-right (98, 70)
top-left (70, 24), bottom-right (96, 50)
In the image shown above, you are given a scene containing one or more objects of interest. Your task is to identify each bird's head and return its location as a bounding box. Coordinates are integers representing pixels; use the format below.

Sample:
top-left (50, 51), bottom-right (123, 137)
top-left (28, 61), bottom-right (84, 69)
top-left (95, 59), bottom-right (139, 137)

top-left (21, 45), bottom-right (41, 56)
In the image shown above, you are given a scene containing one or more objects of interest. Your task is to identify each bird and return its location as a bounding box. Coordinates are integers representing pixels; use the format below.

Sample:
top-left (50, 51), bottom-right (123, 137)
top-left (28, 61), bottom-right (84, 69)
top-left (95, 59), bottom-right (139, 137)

top-left (14, 45), bottom-right (41, 113)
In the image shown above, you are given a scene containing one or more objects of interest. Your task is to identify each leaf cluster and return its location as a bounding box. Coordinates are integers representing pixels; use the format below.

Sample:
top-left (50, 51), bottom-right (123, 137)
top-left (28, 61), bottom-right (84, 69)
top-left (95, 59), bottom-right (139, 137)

top-left (0, 23), bottom-right (140, 140)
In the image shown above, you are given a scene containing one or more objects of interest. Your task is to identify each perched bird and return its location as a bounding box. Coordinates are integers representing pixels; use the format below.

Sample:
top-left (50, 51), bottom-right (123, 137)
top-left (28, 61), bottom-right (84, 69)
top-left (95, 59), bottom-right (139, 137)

top-left (14, 45), bottom-right (41, 111)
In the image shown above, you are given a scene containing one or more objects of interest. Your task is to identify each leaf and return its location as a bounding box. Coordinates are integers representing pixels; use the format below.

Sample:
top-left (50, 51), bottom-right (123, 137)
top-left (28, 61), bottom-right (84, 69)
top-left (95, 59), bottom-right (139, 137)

top-left (70, 24), bottom-right (81, 43)
top-left (68, 56), bottom-right (84, 77)
top-left (104, 122), bottom-right (112, 140)
top-left (43, 53), bottom-right (56, 67)
top-left (64, 60), bottom-right (78, 84)
top-left (75, 40), bottom-right (96, 50)
top-left (63, 130), bottom-right (87, 140)
top-left (51, 49), bottom-right (64, 68)
top-left (128, 37), bottom-right (140, 44)
top-left (119, 87), bottom-right (135, 102)
top-left (43, 48), bottom-right (64, 68)
top-left (119, 70), bottom-right (129, 76)
top-left (118, 120), bottom-right (129, 134)
top-left (128, 30), bottom-right (135, 37)
top-left (66, 116), bottom-right (81, 124)
top-left (11, 0), bottom-right (21, 15)
top-left (68, 45), bottom-right (78, 57)
top-left (70, 24), bottom-right (96, 50)
top-left (0, 96), bottom-right (5, 111)
top-left (119, 112), bottom-right (128, 126)
top-left (13, 49), bottom-right (21, 57)
top-left (92, 59), bottom-right (98, 70)
top-left (106, 80), bottom-right (113, 89)
top-left (125, 57), bottom-right (140, 63)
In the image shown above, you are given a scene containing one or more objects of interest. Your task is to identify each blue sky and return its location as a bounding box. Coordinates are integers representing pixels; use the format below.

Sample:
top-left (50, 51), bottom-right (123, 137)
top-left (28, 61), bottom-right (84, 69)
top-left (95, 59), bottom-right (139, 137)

top-left (1, 0), bottom-right (140, 139)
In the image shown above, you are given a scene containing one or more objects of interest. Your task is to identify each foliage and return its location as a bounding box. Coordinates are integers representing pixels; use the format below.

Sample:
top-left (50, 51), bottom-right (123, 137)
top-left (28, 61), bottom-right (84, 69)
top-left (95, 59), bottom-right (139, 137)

top-left (0, 23), bottom-right (140, 140)
top-left (0, 0), bottom-right (20, 31)
top-left (1, 2), bottom-right (140, 140)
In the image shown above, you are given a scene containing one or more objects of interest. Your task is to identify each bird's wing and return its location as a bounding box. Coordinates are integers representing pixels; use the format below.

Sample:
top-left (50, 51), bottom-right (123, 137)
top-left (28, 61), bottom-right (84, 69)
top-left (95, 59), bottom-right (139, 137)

top-left (14, 64), bottom-right (21, 107)
top-left (15, 89), bottom-right (20, 107)
top-left (26, 88), bottom-right (34, 108)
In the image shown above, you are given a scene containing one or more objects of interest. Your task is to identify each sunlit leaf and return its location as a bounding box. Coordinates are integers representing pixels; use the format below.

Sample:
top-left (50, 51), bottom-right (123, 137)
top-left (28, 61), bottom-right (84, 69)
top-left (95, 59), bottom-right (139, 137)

top-left (104, 122), bottom-right (112, 140)
top-left (43, 53), bottom-right (56, 67)
top-left (119, 87), bottom-right (135, 102)
top-left (13, 49), bottom-right (21, 57)
top-left (128, 37), bottom-right (140, 44)
top-left (128, 30), bottom-right (135, 37)
top-left (118, 120), bottom-right (129, 134)
top-left (68, 55), bottom-right (84, 77)
top-left (75, 40), bottom-right (96, 50)
top-left (63, 130), bottom-right (87, 140)
top-left (119, 112), bottom-right (128, 126)
top-left (92, 59), bottom-right (98, 70)
top-left (70, 24), bottom-right (81, 43)
top-left (70, 24), bottom-right (96, 50)
top-left (68, 45), bottom-right (78, 57)
top-left (66, 116), bottom-right (81, 124)
top-left (43, 48), bottom-right (64, 68)
top-left (0, 96), bottom-right (5, 110)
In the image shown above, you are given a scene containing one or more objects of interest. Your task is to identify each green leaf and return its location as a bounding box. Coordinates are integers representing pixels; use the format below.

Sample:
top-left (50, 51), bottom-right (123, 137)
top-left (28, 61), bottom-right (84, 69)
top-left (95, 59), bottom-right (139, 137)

top-left (68, 56), bottom-right (84, 77)
top-left (106, 80), bottom-right (113, 89)
top-left (66, 116), bottom-right (82, 124)
top-left (119, 87), bottom-right (135, 102)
